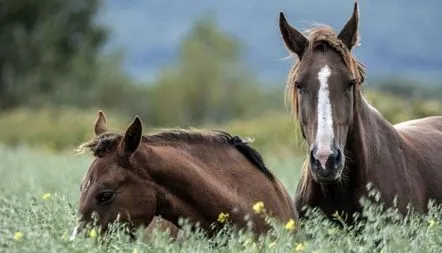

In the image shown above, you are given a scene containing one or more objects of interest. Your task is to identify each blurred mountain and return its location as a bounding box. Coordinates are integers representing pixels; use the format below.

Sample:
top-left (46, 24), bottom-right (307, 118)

top-left (99, 0), bottom-right (442, 85)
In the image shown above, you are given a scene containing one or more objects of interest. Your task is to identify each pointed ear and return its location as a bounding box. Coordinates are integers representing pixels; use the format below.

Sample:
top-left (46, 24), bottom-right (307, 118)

top-left (120, 116), bottom-right (143, 155)
top-left (94, 110), bottom-right (108, 135)
top-left (338, 2), bottom-right (359, 50)
top-left (279, 12), bottom-right (309, 59)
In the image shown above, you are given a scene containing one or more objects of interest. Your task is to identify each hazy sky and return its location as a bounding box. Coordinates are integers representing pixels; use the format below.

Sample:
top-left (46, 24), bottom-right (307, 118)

top-left (98, 0), bottom-right (442, 84)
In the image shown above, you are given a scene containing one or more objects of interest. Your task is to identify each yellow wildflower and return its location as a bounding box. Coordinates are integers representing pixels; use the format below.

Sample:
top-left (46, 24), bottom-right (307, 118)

top-left (243, 238), bottom-right (252, 247)
top-left (295, 242), bottom-right (305, 252)
top-left (61, 232), bottom-right (67, 240)
top-left (251, 242), bottom-right (257, 249)
top-left (327, 228), bottom-right (336, 235)
top-left (242, 239), bottom-right (257, 249)
top-left (285, 219), bottom-right (296, 231)
top-left (14, 232), bottom-right (24, 241)
top-left (217, 212), bottom-right (230, 223)
top-left (252, 201), bottom-right (265, 214)
top-left (428, 219), bottom-right (436, 228)
top-left (269, 241), bottom-right (276, 248)
top-left (88, 228), bottom-right (97, 238)
top-left (42, 193), bottom-right (51, 201)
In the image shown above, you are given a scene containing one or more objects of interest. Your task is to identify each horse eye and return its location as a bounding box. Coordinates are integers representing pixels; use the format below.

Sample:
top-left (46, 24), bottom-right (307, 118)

top-left (96, 191), bottom-right (115, 205)
top-left (350, 79), bottom-right (357, 87)
top-left (348, 79), bottom-right (357, 90)
top-left (295, 82), bottom-right (304, 93)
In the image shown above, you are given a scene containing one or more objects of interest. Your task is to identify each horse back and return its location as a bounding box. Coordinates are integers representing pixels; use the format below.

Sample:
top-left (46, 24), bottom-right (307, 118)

top-left (395, 116), bottom-right (442, 151)
top-left (394, 116), bottom-right (442, 204)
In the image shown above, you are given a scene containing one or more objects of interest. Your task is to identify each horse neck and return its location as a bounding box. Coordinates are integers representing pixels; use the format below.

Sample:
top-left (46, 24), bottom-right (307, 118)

top-left (137, 143), bottom-right (242, 231)
top-left (345, 94), bottom-right (405, 183)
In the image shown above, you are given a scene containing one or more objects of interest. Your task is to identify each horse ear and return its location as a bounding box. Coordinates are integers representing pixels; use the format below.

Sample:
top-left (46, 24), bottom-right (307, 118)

top-left (338, 2), bottom-right (359, 50)
top-left (120, 116), bottom-right (143, 155)
top-left (279, 12), bottom-right (309, 59)
top-left (94, 110), bottom-right (108, 136)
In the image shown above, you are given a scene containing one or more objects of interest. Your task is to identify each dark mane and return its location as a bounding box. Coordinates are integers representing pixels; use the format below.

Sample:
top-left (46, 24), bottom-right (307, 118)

top-left (77, 129), bottom-right (274, 180)
top-left (145, 129), bottom-right (233, 145)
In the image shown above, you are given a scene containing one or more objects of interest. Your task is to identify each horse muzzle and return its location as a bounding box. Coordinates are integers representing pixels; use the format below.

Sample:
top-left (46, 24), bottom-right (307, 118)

top-left (309, 144), bottom-right (344, 183)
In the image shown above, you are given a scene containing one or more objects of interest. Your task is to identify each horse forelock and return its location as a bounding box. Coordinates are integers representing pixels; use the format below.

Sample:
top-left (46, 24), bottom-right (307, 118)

top-left (76, 133), bottom-right (122, 158)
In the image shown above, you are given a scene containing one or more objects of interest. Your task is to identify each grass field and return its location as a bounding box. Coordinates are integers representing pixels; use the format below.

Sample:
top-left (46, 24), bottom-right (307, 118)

top-left (1, 145), bottom-right (441, 253)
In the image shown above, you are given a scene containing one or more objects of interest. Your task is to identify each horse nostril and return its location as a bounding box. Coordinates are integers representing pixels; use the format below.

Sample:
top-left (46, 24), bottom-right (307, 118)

top-left (330, 148), bottom-right (342, 169)
top-left (310, 145), bottom-right (318, 159)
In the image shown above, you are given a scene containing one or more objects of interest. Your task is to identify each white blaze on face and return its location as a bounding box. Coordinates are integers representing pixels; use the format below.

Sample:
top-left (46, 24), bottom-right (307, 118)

top-left (315, 65), bottom-right (334, 169)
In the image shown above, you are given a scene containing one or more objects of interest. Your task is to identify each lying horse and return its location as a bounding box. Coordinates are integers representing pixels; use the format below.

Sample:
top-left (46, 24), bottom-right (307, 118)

top-left (278, 2), bottom-right (442, 220)
top-left (73, 110), bottom-right (296, 238)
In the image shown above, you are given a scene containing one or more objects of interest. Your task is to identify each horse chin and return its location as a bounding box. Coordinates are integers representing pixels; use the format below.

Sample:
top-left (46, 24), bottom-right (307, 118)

top-left (311, 169), bottom-right (343, 184)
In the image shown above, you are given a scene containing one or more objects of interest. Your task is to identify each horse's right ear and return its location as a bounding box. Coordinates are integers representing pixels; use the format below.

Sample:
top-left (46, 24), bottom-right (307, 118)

top-left (94, 110), bottom-right (108, 136)
top-left (120, 116), bottom-right (143, 155)
top-left (279, 12), bottom-right (309, 59)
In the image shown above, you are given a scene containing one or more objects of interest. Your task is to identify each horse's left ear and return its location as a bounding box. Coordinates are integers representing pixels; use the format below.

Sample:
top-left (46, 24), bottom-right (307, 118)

top-left (338, 2), bottom-right (359, 50)
top-left (120, 116), bottom-right (143, 155)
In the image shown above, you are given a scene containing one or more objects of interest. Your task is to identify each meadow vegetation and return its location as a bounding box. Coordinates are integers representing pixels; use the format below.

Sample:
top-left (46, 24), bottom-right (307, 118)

top-left (0, 146), bottom-right (441, 253)
top-left (1, 1), bottom-right (442, 252)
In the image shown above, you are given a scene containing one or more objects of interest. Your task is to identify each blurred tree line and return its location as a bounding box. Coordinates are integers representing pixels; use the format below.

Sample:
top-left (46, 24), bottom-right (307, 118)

top-left (0, 0), bottom-right (108, 109)
top-left (0, 0), bottom-right (440, 131)
top-left (370, 79), bottom-right (442, 100)
top-left (145, 16), bottom-right (282, 126)
top-left (0, 0), bottom-right (282, 127)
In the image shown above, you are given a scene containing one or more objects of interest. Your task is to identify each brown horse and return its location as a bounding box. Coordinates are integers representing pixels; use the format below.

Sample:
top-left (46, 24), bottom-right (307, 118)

top-left (73, 110), bottom-right (296, 238)
top-left (278, 2), bottom-right (442, 220)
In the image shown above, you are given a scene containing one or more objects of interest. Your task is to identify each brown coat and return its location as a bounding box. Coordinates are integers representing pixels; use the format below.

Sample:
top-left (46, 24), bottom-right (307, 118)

top-left (279, 2), bottom-right (442, 220)
top-left (76, 111), bottom-right (297, 237)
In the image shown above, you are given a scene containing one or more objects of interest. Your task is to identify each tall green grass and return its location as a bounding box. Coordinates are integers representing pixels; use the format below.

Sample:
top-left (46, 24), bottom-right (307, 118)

top-left (1, 146), bottom-right (441, 252)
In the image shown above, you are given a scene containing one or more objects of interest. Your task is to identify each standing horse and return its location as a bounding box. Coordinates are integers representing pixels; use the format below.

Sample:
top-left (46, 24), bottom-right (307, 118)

top-left (73, 110), bottom-right (296, 238)
top-left (278, 2), bottom-right (442, 220)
